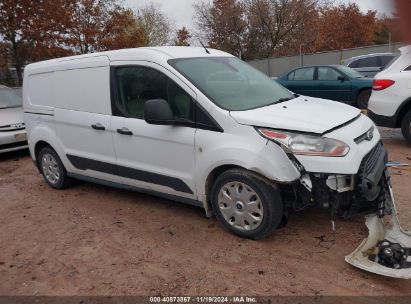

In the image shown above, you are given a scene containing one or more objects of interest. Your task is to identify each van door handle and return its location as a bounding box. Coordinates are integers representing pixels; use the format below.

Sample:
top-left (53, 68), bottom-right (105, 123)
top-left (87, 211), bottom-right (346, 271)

top-left (117, 127), bottom-right (133, 136)
top-left (91, 123), bottom-right (105, 131)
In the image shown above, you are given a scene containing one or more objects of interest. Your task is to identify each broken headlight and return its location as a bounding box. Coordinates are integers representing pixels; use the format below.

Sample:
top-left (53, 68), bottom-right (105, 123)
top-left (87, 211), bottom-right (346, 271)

top-left (257, 128), bottom-right (350, 157)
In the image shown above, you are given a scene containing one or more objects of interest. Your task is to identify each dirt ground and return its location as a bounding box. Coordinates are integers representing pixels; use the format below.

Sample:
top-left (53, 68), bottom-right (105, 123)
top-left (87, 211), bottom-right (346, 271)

top-left (0, 128), bottom-right (411, 296)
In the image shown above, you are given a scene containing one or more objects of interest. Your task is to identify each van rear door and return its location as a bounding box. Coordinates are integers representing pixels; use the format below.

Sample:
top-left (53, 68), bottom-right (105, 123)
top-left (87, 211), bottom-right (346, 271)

top-left (53, 56), bottom-right (120, 183)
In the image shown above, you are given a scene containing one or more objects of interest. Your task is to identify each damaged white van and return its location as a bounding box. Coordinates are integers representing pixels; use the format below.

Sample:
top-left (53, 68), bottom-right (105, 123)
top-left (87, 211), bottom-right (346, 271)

top-left (23, 47), bottom-right (411, 278)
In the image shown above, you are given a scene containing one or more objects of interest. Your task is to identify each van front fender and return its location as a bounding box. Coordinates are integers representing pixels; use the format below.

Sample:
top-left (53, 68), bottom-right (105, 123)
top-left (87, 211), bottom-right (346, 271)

top-left (196, 139), bottom-right (301, 199)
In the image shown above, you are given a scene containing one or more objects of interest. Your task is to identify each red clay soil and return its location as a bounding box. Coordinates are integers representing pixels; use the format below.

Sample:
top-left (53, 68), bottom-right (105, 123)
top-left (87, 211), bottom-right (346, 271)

top-left (0, 128), bottom-right (410, 296)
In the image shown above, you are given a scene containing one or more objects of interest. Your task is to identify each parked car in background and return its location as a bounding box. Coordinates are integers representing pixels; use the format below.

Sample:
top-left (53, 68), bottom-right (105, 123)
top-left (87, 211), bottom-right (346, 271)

top-left (342, 53), bottom-right (395, 78)
top-left (277, 65), bottom-right (372, 108)
top-left (368, 46), bottom-right (411, 144)
top-left (0, 85), bottom-right (28, 153)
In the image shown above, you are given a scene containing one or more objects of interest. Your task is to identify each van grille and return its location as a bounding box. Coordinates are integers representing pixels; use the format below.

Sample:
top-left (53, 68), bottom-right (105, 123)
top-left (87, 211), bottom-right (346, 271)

top-left (360, 142), bottom-right (385, 175)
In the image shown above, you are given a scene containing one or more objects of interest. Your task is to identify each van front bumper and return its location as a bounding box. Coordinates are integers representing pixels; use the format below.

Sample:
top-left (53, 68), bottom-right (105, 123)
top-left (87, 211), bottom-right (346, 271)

top-left (295, 142), bottom-right (389, 218)
top-left (297, 142), bottom-right (411, 278)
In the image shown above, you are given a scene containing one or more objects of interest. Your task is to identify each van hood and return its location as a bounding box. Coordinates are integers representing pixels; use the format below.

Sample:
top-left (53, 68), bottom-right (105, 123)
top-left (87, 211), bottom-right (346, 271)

top-left (230, 96), bottom-right (361, 134)
top-left (0, 107), bottom-right (24, 127)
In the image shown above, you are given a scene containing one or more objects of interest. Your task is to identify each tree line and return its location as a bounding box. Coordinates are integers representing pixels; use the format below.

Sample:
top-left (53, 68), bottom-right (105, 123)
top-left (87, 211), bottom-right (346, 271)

top-left (195, 0), bottom-right (402, 60)
top-left (0, 0), bottom-right (401, 85)
top-left (0, 0), bottom-right (191, 85)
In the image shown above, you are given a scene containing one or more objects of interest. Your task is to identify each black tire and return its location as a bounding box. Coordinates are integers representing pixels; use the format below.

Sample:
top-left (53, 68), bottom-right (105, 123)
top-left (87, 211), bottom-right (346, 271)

top-left (357, 89), bottom-right (372, 109)
top-left (37, 146), bottom-right (72, 189)
top-left (401, 110), bottom-right (411, 144)
top-left (210, 168), bottom-right (284, 240)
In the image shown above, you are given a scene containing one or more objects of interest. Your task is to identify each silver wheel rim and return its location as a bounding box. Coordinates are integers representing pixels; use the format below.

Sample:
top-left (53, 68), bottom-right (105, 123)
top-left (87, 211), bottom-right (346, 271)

top-left (217, 181), bottom-right (264, 231)
top-left (41, 153), bottom-right (60, 184)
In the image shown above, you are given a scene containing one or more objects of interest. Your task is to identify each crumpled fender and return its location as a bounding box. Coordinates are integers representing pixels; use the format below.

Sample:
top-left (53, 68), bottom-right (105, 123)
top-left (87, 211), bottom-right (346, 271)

top-left (345, 187), bottom-right (411, 279)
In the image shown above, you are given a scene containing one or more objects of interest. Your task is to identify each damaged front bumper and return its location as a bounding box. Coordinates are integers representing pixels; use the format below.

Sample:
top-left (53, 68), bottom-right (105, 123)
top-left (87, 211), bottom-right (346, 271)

top-left (290, 140), bottom-right (411, 278)
top-left (346, 186), bottom-right (411, 279)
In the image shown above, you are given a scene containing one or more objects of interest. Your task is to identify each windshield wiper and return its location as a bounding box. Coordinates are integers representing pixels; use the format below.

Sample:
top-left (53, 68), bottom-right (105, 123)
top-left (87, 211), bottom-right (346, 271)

top-left (273, 97), bottom-right (295, 104)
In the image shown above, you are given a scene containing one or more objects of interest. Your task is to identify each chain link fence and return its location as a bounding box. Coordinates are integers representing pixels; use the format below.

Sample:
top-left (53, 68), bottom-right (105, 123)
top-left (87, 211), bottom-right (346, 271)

top-left (247, 43), bottom-right (405, 77)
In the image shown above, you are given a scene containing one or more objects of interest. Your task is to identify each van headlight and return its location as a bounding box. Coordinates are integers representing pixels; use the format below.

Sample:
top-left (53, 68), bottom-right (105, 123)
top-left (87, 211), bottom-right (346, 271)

top-left (257, 128), bottom-right (350, 157)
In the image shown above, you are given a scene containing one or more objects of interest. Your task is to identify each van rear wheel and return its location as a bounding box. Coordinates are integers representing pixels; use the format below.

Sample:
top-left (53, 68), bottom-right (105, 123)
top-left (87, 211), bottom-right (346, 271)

top-left (401, 110), bottom-right (411, 144)
top-left (38, 147), bottom-right (72, 189)
top-left (210, 169), bottom-right (283, 240)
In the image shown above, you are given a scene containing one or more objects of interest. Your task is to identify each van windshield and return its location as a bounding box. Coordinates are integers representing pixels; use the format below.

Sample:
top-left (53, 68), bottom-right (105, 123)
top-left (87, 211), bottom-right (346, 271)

top-left (0, 87), bottom-right (22, 109)
top-left (169, 57), bottom-right (294, 111)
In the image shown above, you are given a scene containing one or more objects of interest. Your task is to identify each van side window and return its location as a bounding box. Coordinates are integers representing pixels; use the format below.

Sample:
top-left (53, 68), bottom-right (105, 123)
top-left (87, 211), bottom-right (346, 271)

top-left (404, 65), bottom-right (411, 72)
top-left (114, 66), bottom-right (194, 120)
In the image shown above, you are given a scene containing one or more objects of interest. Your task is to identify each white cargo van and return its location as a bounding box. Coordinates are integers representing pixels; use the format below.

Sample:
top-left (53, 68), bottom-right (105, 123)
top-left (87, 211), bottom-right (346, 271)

top-left (23, 47), bottom-right (411, 278)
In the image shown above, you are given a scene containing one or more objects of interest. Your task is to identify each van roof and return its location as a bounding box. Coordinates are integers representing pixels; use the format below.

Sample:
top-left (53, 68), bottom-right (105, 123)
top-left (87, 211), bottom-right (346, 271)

top-left (24, 46), bottom-right (233, 73)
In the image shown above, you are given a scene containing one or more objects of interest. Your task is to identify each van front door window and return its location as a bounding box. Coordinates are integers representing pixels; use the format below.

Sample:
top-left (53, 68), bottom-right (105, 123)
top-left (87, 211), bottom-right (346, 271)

top-left (114, 66), bottom-right (194, 120)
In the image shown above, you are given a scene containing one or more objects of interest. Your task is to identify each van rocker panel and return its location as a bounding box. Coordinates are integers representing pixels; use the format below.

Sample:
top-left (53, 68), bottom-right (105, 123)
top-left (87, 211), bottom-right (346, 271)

top-left (66, 154), bottom-right (193, 194)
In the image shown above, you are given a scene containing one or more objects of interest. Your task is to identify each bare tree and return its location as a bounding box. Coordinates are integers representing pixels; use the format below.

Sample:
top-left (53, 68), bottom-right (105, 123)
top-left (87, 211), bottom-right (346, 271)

top-left (136, 3), bottom-right (173, 46)
top-left (64, 0), bottom-right (145, 54)
top-left (0, 0), bottom-right (73, 84)
top-left (247, 0), bottom-right (322, 58)
top-left (194, 0), bottom-right (248, 58)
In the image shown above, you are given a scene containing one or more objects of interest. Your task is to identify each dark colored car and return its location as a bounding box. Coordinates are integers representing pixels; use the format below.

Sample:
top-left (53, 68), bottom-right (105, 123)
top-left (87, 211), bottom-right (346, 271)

top-left (277, 65), bottom-right (373, 108)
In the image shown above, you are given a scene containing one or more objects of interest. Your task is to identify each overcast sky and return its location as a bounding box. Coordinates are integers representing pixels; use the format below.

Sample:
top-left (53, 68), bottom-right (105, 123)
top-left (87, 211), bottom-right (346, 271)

top-left (125, 0), bottom-right (395, 30)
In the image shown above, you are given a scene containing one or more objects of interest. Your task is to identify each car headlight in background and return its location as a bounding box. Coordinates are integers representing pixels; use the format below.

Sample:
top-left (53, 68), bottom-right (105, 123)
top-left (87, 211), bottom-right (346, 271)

top-left (257, 128), bottom-right (350, 157)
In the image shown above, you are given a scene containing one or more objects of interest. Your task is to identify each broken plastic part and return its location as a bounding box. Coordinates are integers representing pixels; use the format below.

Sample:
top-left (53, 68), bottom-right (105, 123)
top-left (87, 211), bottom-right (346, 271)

top-left (345, 187), bottom-right (411, 279)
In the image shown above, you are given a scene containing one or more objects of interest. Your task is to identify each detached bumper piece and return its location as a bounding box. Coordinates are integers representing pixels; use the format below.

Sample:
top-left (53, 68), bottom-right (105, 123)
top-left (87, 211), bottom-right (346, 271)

top-left (346, 187), bottom-right (411, 279)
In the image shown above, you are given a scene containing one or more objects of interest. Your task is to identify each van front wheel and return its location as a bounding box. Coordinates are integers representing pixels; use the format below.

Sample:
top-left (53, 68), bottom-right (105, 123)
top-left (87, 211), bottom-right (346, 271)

top-left (401, 110), bottom-right (411, 144)
top-left (211, 169), bottom-right (283, 239)
top-left (38, 147), bottom-right (72, 189)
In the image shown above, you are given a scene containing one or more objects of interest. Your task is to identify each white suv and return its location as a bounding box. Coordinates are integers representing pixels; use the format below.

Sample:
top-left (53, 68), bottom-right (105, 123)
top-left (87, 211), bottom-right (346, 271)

top-left (23, 47), bottom-right (411, 278)
top-left (368, 46), bottom-right (411, 143)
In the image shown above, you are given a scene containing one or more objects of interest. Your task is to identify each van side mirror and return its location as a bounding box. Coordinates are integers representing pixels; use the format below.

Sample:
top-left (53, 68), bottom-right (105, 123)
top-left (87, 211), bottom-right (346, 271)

top-left (337, 75), bottom-right (346, 82)
top-left (144, 99), bottom-right (175, 125)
